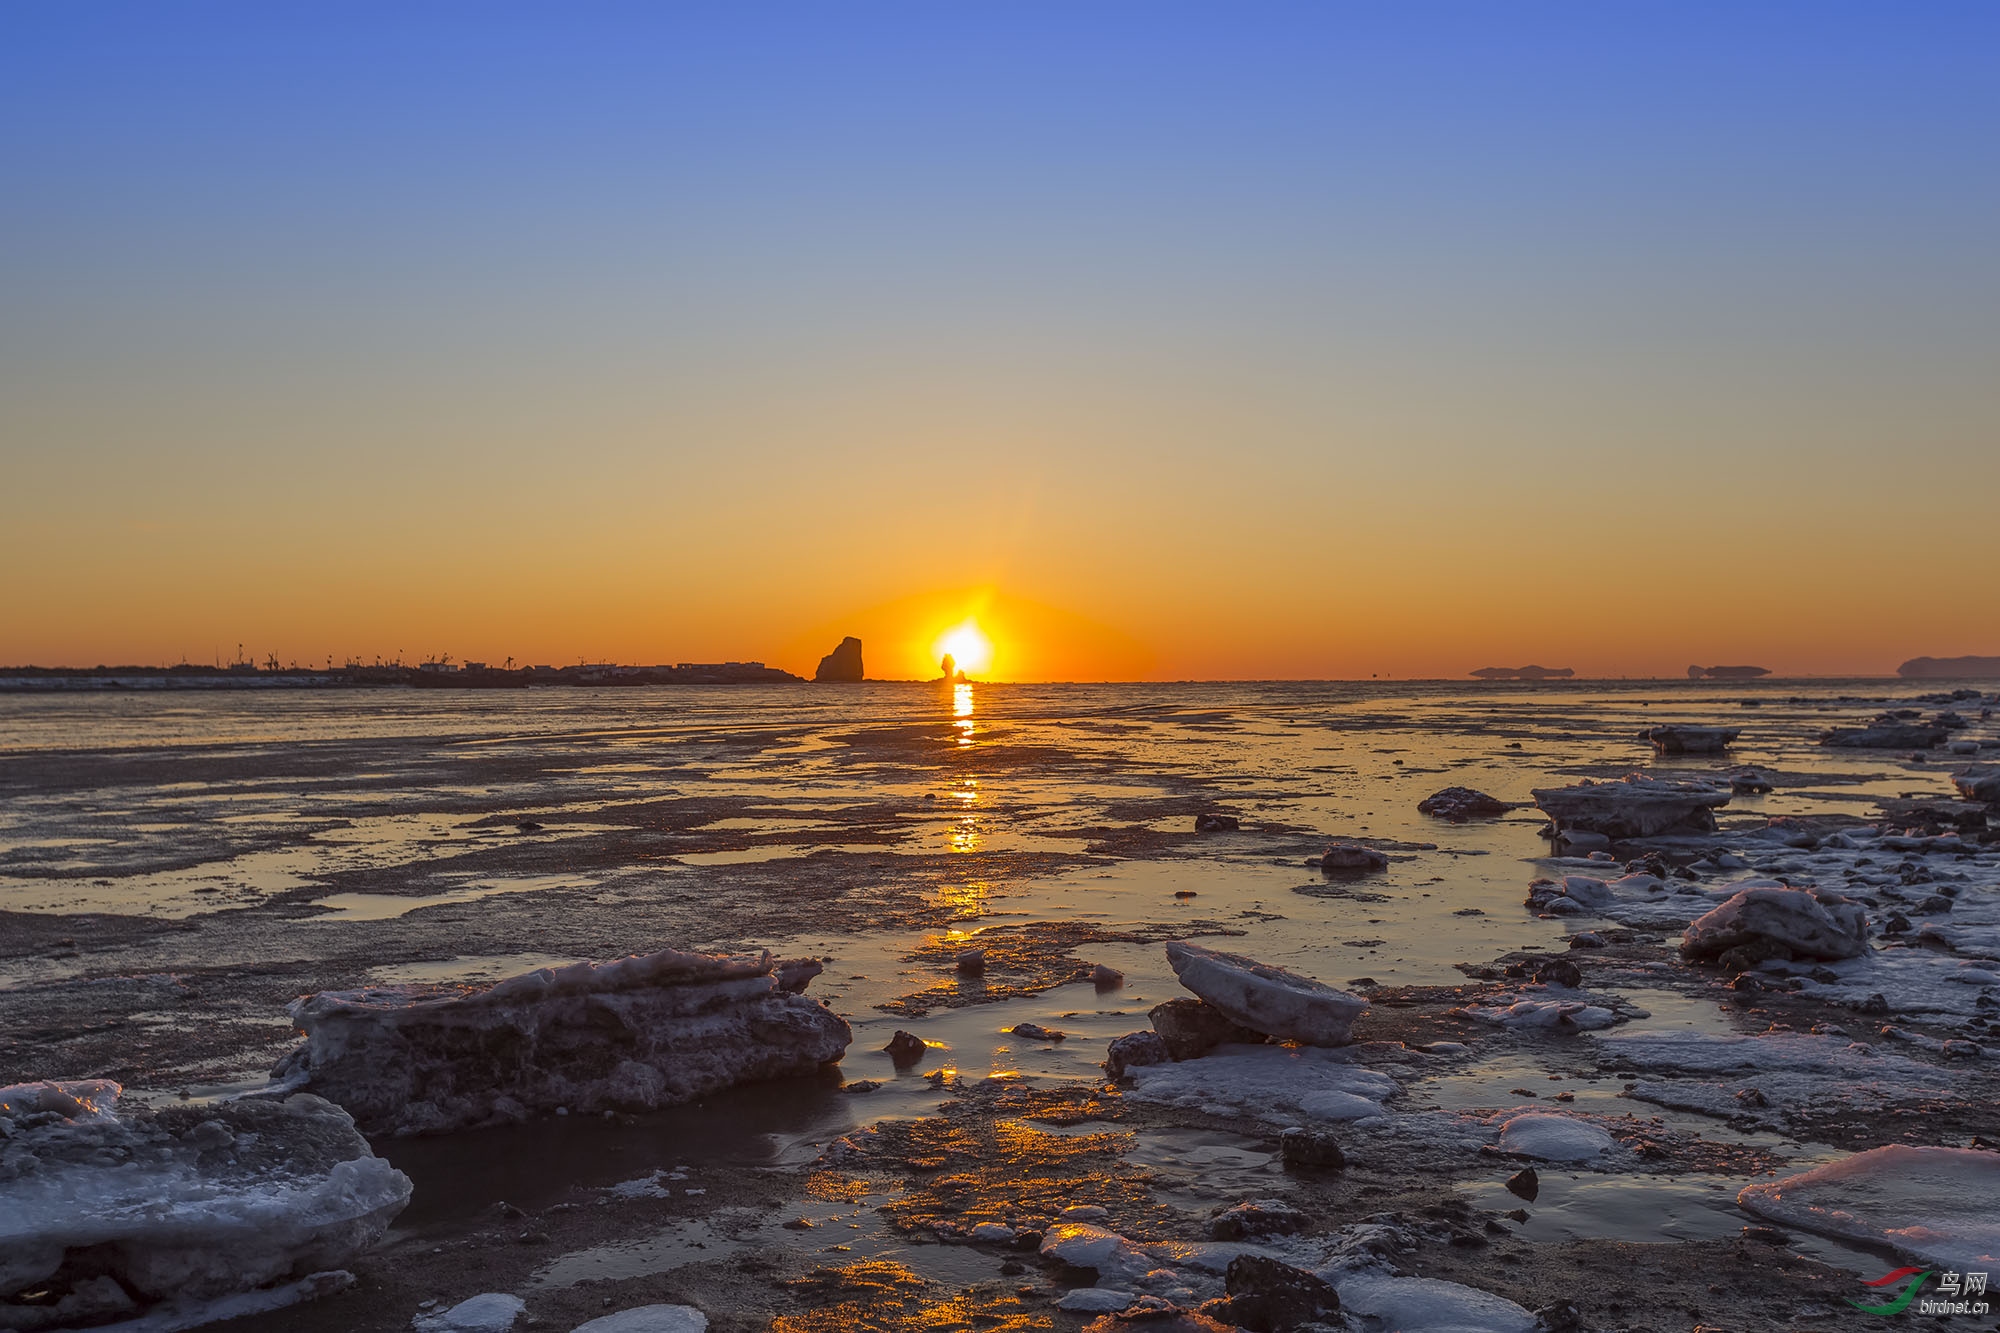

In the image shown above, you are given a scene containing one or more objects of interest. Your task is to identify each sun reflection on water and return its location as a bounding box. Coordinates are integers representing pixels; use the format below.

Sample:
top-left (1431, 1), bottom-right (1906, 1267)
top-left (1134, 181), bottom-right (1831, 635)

top-left (951, 681), bottom-right (973, 746)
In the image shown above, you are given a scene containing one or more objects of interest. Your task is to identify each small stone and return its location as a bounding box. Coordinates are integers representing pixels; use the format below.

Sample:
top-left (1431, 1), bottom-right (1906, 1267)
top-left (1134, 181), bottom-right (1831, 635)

top-left (955, 948), bottom-right (986, 976)
top-left (1222, 1254), bottom-right (1341, 1329)
top-left (1091, 964), bottom-right (1125, 990)
top-left (1194, 813), bottom-right (1240, 832)
top-left (883, 1030), bottom-right (927, 1066)
top-left (1008, 1022), bottom-right (1067, 1042)
top-left (1504, 1167), bottom-right (1539, 1201)
top-left (1148, 997), bottom-right (1267, 1061)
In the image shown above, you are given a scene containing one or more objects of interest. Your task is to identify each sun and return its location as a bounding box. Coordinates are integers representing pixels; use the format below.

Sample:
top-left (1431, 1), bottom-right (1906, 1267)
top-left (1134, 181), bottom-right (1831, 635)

top-left (933, 619), bottom-right (994, 677)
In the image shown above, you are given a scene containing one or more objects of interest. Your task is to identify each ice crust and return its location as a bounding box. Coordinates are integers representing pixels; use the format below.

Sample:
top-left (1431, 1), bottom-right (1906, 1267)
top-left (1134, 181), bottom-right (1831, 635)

top-left (279, 947), bottom-right (853, 1135)
top-left (0, 1082), bottom-right (408, 1327)
top-left (1738, 1145), bottom-right (2000, 1272)
top-left (1123, 1043), bottom-right (1399, 1124)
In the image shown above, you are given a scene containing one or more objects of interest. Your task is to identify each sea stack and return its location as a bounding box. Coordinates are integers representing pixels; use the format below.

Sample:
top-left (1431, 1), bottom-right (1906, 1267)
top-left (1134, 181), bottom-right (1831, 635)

top-left (814, 636), bottom-right (864, 682)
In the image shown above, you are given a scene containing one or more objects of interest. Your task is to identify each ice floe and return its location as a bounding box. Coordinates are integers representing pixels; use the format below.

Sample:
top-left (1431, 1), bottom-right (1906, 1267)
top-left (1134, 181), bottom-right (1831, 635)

top-left (277, 947), bottom-right (852, 1135)
top-left (0, 1082), bottom-right (408, 1330)
top-left (1164, 942), bottom-right (1367, 1046)
top-left (1738, 1145), bottom-right (2000, 1272)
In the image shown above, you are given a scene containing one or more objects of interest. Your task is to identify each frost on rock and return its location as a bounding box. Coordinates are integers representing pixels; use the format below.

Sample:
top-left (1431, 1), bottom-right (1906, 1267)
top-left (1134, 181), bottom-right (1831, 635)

top-left (0, 1082), bottom-right (409, 1330)
top-left (1164, 942), bottom-right (1367, 1046)
top-left (1594, 1030), bottom-right (1956, 1118)
top-left (1330, 1271), bottom-right (1538, 1333)
top-left (1491, 1112), bottom-right (1616, 1161)
top-left (278, 947), bottom-right (853, 1135)
top-left (1531, 775), bottom-right (1730, 839)
top-left (1680, 886), bottom-right (1868, 963)
top-left (1738, 1145), bottom-right (2000, 1273)
top-left (1125, 1043), bottom-right (1398, 1125)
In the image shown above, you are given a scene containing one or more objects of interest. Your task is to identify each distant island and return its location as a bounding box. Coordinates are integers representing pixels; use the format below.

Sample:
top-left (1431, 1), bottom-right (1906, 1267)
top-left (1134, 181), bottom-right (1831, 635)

top-left (1898, 654), bottom-right (2000, 679)
top-left (1687, 664), bottom-right (1771, 680)
top-left (1470, 665), bottom-right (1574, 680)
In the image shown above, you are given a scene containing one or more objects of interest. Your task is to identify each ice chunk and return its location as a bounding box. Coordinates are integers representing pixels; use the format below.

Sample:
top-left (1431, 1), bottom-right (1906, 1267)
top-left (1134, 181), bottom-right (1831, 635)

top-left (414, 1292), bottom-right (527, 1332)
top-left (569, 1306), bottom-right (709, 1333)
top-left (1493, 1112), bottom-right (1616, 1161)
top-left (1055, 1288), bottom-right (1139, 1312)
top-left (1164, 942), bottom-right (1366, 1046)
top-left (1125, 1043), bottom-right (1398, 1125)
top-left (1681, 886), bottom-right (1868, 962)
top-left (279, 947), bottom-right (852, 1135)
top-left (1332, 1272), bottom-right (1538, 1333)
top-left (1738, 1145), bottom-right (2000, 1272)
top-left (0, 1083), bottom-right (408, 1324)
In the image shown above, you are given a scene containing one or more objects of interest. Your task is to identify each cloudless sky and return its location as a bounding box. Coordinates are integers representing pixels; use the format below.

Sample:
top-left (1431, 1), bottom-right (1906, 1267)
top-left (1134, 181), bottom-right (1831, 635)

top-left (4, 3), bottom-right (1996, 679)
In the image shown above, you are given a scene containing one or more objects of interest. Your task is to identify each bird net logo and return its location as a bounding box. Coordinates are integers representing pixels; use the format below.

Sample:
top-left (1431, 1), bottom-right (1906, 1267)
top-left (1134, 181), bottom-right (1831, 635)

top-left (1848, 1268), bottom-right (1989, 1317)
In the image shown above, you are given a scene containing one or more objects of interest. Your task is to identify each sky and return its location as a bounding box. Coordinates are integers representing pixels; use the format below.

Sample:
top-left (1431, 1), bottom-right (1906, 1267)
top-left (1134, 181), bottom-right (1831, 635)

top-left (4, 3), bottom-right (1997, 681)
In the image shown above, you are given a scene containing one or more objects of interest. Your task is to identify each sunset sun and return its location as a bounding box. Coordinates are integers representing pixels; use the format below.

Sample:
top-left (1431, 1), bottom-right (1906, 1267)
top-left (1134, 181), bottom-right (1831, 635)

top-left (933, 620), bottom-right (994, 677)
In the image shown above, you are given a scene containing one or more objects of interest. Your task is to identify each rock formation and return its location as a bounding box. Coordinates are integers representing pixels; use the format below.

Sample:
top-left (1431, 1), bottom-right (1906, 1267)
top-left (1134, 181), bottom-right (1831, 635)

top-left (0, 1081), bottom-right (409, 1330)
top-left (1897, 655), bottom-right (2000, 679)
top-left (1418, 786), bottom-right (1510, 821)
top-left (1687, 665), bottom-right (1771, 680)
top-left (275, 948), bottom-right (853, 1136)
top-left (1470, 665), bottom-right (1574, 681)
top-left (1644, 725), bottom-right (1741, 754)
top-left (813, 637), bottom-right (864, 682)
top-left (1532, 775), bottom-right (1730, 839)
top-left (1163, 942), bottom-right (1366, 1046)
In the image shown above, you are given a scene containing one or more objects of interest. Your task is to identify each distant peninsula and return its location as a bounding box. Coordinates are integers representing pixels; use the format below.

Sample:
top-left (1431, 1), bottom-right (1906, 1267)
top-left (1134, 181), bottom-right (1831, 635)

top-left (1470, 665), bottom-right (1574, 681)
top-left (1687, 664), bottom-right (1771, 680)
top-left (1898, 655), bottom-right (2000, 679)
